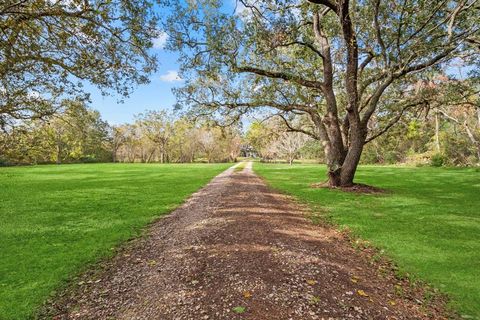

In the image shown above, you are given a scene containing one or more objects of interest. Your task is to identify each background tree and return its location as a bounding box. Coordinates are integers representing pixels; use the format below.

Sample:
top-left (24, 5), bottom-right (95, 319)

top-left (136, 111), bottom-right (174, 163)
top-left (110, 114), bottom-right (242, 164)
top-left (246, 118), bottom-right (313, 163)
top-left (272, 132), bottom-right (311, 165)
top-left (245, 121), bottom-right (279, 161)
top-left (0, 99), bottom-right (111, 164)
top-left (430, 78), bottom-right (480, 162)
top-left (169, 118), bottom-right (199, 163)
top-left (111, 125), bottom-right (126, 163)
top-left (221, 126), bottom-right (243, 162)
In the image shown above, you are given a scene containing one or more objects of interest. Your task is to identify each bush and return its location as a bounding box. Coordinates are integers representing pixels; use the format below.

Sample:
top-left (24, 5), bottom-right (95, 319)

top-left (383, 151), bottom-right (400, 164)
top-left (430, 153), bottom-right (446, 167)
top-left (0, 158), bottom-right (8, 166)
top-left (405, 150), bottom-right (430, 166)
top-left (79, 155), bottom-right (100, 163)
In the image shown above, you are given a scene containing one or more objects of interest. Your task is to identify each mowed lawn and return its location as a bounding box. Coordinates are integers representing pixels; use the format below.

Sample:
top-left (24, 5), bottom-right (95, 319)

top-left (254, 163), bottom-right (480, 319)
top-left (0, 163), bottom-right (230, 320)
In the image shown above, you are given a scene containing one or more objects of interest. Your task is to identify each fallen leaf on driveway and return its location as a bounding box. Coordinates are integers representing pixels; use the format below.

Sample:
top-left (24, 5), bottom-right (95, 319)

top-left (148, 260), bottom-right (157, 266)
top-left (357, 289), bottom-right (369, 297)
top-left (309, 296), bottom-right (321, 304)
top-left (232, 306), bottom-right (246, 313)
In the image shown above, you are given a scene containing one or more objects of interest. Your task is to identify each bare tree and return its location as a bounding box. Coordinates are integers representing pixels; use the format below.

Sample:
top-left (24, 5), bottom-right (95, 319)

top-left (272, 132), bottom-right (310, 165)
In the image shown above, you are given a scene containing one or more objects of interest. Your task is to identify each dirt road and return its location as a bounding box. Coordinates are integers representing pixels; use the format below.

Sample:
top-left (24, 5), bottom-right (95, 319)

top-left (46, 162), bottom-right (448, 319)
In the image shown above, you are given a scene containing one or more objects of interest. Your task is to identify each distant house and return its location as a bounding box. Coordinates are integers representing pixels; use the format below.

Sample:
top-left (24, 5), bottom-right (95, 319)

top-left (240, 144), bottom-right (258, 158)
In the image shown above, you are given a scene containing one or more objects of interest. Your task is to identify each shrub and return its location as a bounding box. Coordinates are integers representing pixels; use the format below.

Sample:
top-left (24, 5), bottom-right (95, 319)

top-left (430, 153), bottom-right (446, 167)
top-left (0, 157), bottom-right (10, 167)
top-left (80, 155), bottom-right (99, 163)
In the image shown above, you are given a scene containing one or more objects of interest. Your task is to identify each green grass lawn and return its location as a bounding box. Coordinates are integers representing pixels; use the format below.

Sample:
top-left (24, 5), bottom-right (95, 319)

top-left (254, 163), bottom-right (480, 319)
top-left (0, 163), bottom-right (230, 320)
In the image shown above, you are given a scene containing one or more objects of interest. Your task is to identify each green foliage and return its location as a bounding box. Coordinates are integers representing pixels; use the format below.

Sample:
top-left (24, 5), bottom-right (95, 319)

top-left (361, 100), bottom-right (480, 167)
top-left (406, 120), bottom-right (421, 140)
top-left (0, 100), bottom-right (112, 165)
top-left (255, 163), bottom-right (480, 318)
top-left (245, 121), bottom-right (278, 159)
top-left (361, 120), bottom-right (422, 165)
top-left (430, 154), bottom-right (445, 167)
top-left (232, 306), bottom-right (246, 314)
top-left (441, 130), bottom-right (479, 166)
top-left (79, 155), bottom-right (103, 163)
top-left (0, 0), bottom-right (158, 126)
top-left (112, 113), bottom-right (243, 164)
top-left (234, 161), bottom-right (246, 172)
top-left (164, 0), bottom-right (479, 185)
top-left (1, 108), bottom-right (244, 166)
top-left (299, 140), bottom-right (324, 161)
top-left (0, 156), bottom-right (9, 167)
top-left (0, 163), bottom-right (231, 319)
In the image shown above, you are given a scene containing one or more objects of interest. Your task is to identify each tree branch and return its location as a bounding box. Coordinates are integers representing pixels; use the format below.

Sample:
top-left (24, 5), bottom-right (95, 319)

top-left (365, 100), bottom-right (426, 143)
top-left (276, 113), bottom-right (319, 139)
top-left (233, 65), bottom-right (323, 90)
top-left (307, 0), bottom-right (338, 14)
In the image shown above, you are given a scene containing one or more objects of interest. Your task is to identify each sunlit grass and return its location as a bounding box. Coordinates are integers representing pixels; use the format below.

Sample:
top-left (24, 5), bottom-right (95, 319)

top-left (0, 163), bottom-right (230, 320)
top-left (254, 163), bottom-right (480, 319)
top-left (234, 161), bottom-right (247, 172)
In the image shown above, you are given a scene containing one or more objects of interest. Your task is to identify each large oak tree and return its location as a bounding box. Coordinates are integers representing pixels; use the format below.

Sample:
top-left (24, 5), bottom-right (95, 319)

top-left (165, 0), bottom-right (479, 186)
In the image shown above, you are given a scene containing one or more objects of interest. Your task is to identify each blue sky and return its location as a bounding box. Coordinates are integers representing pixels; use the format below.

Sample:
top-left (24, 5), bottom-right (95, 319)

top-left (86, 42), bottom-right (183, 125)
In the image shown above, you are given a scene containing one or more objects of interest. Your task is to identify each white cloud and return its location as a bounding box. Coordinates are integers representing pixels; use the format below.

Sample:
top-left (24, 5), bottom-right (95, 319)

top-left (233, 0), bottom-right (247, 15)
top-left (232, 0), bottom-right (257, 22)
top-left (27, 90), bottom-right (42, 100)
top-left (47, 0), bottom-right (82, 10)
top-left (153, 31), bottom-right (168, 49)
top-left (160, 70), bottom-right (183, 82)
top-left (253, 84), bottom-right (263, 92)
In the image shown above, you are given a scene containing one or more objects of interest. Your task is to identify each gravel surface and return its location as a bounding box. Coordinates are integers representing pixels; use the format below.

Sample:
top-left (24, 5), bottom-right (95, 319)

top-left (44, 162), bottom-right (450, 319)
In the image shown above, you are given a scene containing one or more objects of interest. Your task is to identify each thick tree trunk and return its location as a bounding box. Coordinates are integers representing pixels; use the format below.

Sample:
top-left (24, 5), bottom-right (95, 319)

top-left (324, 145), bottom-right (364, 187)
top-left (327, 167), bottom-right (342, 187)
top-left (321, 123), bottom-right (365, 187)
top-left (323, 146), bottom-right (341, 187)
top-left (340, 133), bottom-right (365, 186)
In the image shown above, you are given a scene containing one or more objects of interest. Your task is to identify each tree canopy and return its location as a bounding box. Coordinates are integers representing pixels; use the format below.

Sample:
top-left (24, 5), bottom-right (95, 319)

top-left (164, 0), bottom-right (479, 186)
top-left (0, 0), bottom-right (159, 127)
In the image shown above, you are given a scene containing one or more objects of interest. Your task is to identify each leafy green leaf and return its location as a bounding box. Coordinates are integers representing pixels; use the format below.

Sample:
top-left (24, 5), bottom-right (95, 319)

top-left (232, 306), bottom-right (246, 314)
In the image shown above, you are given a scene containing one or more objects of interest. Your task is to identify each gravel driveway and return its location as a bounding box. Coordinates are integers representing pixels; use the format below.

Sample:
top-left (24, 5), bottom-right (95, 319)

top-left (45, 162), bottom-right (449, 320)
